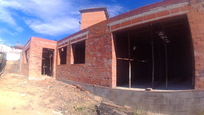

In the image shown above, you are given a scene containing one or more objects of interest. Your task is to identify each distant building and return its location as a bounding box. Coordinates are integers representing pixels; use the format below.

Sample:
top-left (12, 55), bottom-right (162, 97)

top-left (11, 42), bottom-right (24, 50)
top-left (11, 42), bottom-right (24, 52)
top-left (0, 43), bottom-right (24, 61)
top-left (0, 44), bottom-right (12, 53)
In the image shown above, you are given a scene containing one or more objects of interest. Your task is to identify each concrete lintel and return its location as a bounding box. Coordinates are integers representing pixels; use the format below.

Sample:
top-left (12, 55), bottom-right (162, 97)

top-left (39, 41), bottom-right (57, 46)
top-left (70, 37), bottom-right (88, 44)
top-left (57, 31), bottom-right (89, 46)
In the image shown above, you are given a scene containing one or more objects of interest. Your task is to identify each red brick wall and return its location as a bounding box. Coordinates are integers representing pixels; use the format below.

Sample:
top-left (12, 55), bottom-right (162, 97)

top-left (57, 0), bottom-right (192, 88)
top-left (188, 0), bottom-right (204, 89)
top-left (57, 21), bottom-right (114, 87)
top-left (21, 39), bottom-right (31, 77)
top-left (80, 10), bottom-right (107, 30)
top-left (21, 37), bottom-right (57, 79)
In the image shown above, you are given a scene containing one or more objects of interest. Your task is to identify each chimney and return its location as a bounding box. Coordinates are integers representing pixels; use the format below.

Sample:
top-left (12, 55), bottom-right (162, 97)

top-left (79, 7), bottom-right (109, 30)
top-left (16, 42), bottom-right (18, 45)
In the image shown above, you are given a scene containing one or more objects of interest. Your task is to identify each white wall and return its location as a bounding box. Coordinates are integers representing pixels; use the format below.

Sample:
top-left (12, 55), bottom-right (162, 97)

top-left (0, 44), bottom-right (22, 61)
top-left (6, 53), bottom-right (21, 61)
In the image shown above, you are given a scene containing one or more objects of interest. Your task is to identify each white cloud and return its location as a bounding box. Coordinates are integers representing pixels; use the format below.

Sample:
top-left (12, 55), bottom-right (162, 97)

top-left (0, 28), bottom-right (15, 36)
top-left (0, 0), bottom-right (125, 36)
top-left (0, 37), bottom-right (6, 45)
top-left (15, 26), bottom-right (24, 32)
top-left (0, 8), bottom-right (16, 25)
top-left (0, 37), bottom-right (5, 42)
top-left (107, 5), bottom-right (124, 17)
top-left (0, 0), bottom-right (24, 32)
top-left (0, 0), bottom-right (78, 35)
top-left (25, 17), bottom-right (79, 36)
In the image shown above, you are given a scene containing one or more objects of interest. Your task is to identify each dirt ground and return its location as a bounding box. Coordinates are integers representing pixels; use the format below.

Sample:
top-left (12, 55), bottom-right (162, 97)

top-left (0, 72), bottom-right (168, 115)
top-left (0, 73), bottom-right (138, 115)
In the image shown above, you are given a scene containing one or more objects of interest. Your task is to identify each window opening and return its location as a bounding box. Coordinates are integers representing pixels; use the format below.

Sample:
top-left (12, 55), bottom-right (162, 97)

top-left (59, 46), bottom-right (67, 64)
top-left (72, 40), bottom-right (85, 64)
top-left (25, 48), bottom-right (29, 63)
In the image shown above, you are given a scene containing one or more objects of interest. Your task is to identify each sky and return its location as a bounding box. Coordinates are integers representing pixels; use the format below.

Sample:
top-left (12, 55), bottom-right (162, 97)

top-left (0, 0), bottom-right (162, 46)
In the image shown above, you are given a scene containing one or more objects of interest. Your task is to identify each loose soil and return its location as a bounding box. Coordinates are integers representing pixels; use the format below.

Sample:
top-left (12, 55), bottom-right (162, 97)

top-left (0, 73), bottom-right (136, 115)
top-left (0, 73), bottom-right (166, 115)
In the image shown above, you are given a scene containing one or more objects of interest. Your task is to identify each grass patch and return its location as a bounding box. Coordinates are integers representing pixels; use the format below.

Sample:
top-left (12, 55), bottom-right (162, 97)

top-left (74, 105), bottom-right (84, 111)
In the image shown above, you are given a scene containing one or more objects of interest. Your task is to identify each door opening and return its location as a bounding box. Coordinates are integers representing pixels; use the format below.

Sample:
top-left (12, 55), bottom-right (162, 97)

top-left (41, 48), bottom-right (54, 77)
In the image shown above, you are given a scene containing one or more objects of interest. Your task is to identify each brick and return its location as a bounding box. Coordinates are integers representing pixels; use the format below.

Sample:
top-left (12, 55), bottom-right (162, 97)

top-left (71, 39), bottom-right (76, 43)
top-left (132, 17), bottom-right (143, 24)
top-left (180, 5), bottom-right (189, 12)
top-left (81, 35), bottom-right (87, 39)
top-left (21, 37), bottom-right (57, 79)
top-left (76, 37), bottom-right (81, 40)
top-left (56, 23), bottom-right (113, 87)
top-left (144, 13), bottom-right (156, 20)
top-left (121, 20), bottom-right (131, 27)
top-left (111, 24), bottom-right (120, 30)
top-left (157, 10), bottom-right (170, 17)
top-left (170, 7), bottom-right (181, 14)
top-left (80, 9), bottom-right (107, 30)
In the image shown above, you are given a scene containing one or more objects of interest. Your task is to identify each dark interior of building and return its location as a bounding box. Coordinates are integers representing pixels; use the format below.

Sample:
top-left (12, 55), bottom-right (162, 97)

top-left (114, 15), bottom-right (194, 90)
top-left (72, 40), bottom-right (85, 64)
top-left (41, 48), bottom-right (54, 76)
top-left (59, 46), bottom-right (67, 64)
top-left (25, 48), bottom-right (29, 63)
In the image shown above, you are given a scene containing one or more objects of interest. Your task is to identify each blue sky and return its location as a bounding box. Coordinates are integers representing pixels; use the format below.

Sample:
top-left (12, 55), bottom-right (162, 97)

top-left (0, 0), bottom-right (162, 46)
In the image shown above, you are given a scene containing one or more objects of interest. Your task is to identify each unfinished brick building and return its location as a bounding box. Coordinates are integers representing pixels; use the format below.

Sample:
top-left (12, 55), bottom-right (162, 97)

top-left (21, 0), bottom-right (204, 90)
top-left (21, 37), bottom-right (57, 80)
top-left (20, 0), bottom-right (204, 113)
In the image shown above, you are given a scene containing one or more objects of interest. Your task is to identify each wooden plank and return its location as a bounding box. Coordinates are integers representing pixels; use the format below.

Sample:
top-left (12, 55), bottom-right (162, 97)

top-left (151, 31), bottom-right (155, 88)
top-left (128, 32), bottom-right (131, 88)
top-left (164, 42), bottom-right (168, 88)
